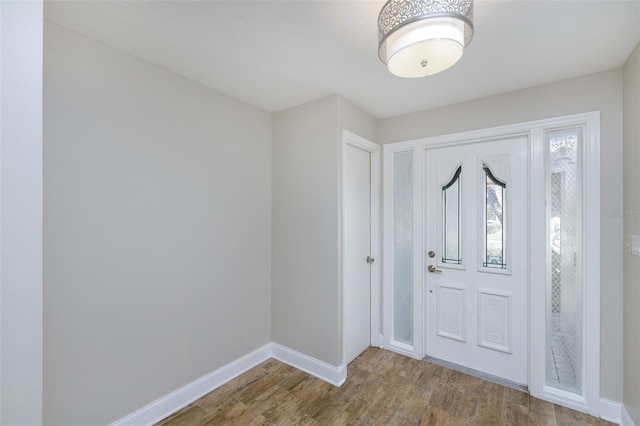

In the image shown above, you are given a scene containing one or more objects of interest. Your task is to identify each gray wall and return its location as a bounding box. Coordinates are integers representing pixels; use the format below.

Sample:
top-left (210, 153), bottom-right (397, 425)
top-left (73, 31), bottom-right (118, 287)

top-left (272, 95), bottom-right (340, 366)
top-left (378, 69), bottom-right (624, 402)
top-left (623, 42), bottom-right (640, 425)
top-left (271, 95), bottom-right (376, 367)
top-left (41, 17), bottom-right (629, 422)
top-left (1, 2), bottom-right (43, 425)
top-left (337, 96), bottom-right (378, 144)
top-left (43, 23), bottom-right (272, 425)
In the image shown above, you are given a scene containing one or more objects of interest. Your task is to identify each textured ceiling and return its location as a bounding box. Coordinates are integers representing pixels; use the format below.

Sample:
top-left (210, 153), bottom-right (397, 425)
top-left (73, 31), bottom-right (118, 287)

top-left (44, 0), bottom-right (640, 119)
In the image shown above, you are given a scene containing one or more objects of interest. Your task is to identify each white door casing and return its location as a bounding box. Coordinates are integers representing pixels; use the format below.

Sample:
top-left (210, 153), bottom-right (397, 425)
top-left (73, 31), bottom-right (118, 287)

top-left (382, 112), bottom-right (600, 415)
top-left (342, 130), bottom-right (381, 365)
top-left (424, 137), bottom-right (529, 385)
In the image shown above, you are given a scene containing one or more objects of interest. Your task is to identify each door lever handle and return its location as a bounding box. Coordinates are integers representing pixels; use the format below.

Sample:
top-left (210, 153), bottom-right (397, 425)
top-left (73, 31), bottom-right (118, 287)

top-left (427, 265), bottom-right (442, 273)
top-left (366, 256), bottom-right (375, 263)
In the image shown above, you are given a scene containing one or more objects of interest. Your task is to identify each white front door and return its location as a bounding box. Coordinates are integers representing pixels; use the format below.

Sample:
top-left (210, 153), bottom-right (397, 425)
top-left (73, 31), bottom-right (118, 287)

top-left (344, 143), bottom-right (372, 364)
top-left (424, 136), bottom-right (528, 385)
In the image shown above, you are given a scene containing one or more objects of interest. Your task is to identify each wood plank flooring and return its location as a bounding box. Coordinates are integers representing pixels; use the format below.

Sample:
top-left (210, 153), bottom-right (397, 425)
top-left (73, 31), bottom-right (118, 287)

top-left (156, 347), bottom-right (613, 425)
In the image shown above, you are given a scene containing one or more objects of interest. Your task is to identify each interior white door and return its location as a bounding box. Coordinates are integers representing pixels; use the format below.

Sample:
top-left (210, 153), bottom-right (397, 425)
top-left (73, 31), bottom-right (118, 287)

top-left (424, 137), bottom-right (528, 385)
top-left (344, 144), bottom-right (372, 364)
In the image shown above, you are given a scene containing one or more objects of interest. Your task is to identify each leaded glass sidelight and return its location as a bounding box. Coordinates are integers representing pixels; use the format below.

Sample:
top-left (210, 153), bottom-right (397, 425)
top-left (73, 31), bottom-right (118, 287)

top-left (483, 165), bottom-right (507, 269)
top-left (545, 128), bottom-right (582, 395)
top-left (393, 150), bottom-right (413, 345)
top-left (442, 166), bottom-right (462, 265)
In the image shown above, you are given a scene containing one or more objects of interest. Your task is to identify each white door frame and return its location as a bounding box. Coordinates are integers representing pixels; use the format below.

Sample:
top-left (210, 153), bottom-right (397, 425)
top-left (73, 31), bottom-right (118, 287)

top-left (382, 112), bottom-right (601, 415)
top-left (341, 130), bottom-right (382, 365)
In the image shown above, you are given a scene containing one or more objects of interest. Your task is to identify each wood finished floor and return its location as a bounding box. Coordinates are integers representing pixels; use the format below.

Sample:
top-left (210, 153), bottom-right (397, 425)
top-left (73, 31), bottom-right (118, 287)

top-left (156, 347), bottom-right (613, 426)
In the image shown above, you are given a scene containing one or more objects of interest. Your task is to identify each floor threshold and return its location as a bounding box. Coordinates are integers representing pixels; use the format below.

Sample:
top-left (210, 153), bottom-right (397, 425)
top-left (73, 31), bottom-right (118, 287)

top-left (423, 356), bottom-right (529, 393)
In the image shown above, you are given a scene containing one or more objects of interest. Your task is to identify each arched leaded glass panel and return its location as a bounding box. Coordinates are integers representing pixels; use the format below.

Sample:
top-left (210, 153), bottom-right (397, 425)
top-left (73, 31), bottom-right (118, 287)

top-left (483, 164), bottom-right (507, 269)
top-left (442, 166), bottom-right (462, 265)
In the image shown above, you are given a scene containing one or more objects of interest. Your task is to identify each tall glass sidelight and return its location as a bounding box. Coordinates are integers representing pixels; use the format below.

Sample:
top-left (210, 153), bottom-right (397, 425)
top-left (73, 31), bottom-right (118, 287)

top-left (545, 128), bottom-right (583, 394)
top-left (393, 150), bottom-right (414, 345)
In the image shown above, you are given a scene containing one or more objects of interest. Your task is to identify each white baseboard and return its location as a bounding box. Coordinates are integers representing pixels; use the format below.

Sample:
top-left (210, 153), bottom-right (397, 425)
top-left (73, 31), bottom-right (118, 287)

top-left (110, 342), bottom-right (346, 426)
top-left (105, 343), bottom-right (632, 426)
top-left (622, 404), bottom-right (636, 426)
top-left (110, 344), bottom-right (272, 426)
top-left (270, 342), bottom-right (346, 386)
top-left (600, 398), bottom-right (622, 424)
top-left (599, 399), bottom-right (637, 426)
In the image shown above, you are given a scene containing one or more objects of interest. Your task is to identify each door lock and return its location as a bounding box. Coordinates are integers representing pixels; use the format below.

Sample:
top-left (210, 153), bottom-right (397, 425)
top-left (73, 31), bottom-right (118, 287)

top-left (427, 265), bottom-right (442, 273)
top-left (427, 251), bottom-right (436, 258)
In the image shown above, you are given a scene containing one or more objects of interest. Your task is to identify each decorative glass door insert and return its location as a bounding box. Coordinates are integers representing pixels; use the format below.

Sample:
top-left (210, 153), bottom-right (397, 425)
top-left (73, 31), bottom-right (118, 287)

top-left (442, 166), bottom-right (462, 265)
top-left (545, 128), bottom-right (583, 394)
top-left (483, 164), bottom-right (507, 269)
top-left (393, 150), bottom-right (414, 346)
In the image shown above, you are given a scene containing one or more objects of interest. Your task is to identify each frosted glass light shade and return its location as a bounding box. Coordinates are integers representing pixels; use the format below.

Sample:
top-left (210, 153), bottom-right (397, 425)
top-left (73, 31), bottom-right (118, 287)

top-left (384, 18), bottom-right (465, 78)
top-left (377, 0), bottom-right (474, 78)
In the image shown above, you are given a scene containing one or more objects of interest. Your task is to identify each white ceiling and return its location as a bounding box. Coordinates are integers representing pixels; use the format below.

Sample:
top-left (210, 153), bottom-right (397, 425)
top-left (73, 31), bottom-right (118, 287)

top-left (44, 0), bottom-right (640, 119)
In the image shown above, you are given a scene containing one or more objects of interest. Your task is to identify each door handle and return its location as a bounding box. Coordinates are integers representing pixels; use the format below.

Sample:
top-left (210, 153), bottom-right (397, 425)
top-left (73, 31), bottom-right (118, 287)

top-left (427, 265), bottom-right (442, 273)
top-left (366, 256), bottom-right (375, 263)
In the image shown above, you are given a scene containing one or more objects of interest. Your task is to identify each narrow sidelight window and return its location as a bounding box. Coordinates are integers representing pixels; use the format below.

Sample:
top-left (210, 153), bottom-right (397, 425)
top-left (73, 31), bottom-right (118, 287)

top-left (393, 150), bottom-right (413, 345)
top-left (545, 128), bottom-right (582, 394)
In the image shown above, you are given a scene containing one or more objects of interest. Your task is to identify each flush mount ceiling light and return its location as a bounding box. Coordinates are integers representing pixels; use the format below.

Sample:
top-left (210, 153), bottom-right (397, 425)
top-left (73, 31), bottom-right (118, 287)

top-left (378, 0), bottom-right (474, 78)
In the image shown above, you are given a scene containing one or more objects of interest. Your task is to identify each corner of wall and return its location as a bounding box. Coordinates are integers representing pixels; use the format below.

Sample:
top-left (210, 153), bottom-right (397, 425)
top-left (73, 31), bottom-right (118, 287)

top-left (110, 341), bottom-right (346, 426)
top-left (0, 1), bottom-right (44, 424)
top-left (622, 403), bottom-right (638, 426)
top-left (623, 39), bottom-right (640, 426)
top-left (336, 95), bottom-right (378, 144)
top-left (271, 95), bottom-right (342, 367)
